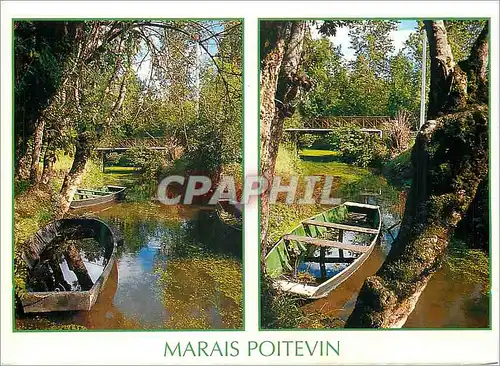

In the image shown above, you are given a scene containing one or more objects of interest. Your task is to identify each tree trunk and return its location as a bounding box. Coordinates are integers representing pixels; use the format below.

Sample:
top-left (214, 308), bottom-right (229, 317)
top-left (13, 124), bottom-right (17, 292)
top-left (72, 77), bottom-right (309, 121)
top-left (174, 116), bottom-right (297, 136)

top-left (260, 21), bottom-right (308, 260)
top-left (15, 144), bottom-right (32, 180)
top-left (40, 141), bottom-right (56, 185)
top-left (28, 117), bottom-right (45, 183)
top-left (260, 22), bottom-right (288, 259)
top-left (346, 21), bottom-right (489, 328)
top-left (58, 132), bottom-right (93, 217)
top-left (64, 242), bottom-right (94, 290)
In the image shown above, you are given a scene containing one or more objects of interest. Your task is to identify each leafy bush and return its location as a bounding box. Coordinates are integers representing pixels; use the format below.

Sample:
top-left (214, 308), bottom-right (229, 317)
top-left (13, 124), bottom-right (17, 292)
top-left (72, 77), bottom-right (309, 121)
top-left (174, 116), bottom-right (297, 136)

top-left (297, 134), bottom-right (318, 149)
top-left (123, 147), bottom-right (171, 200)
top-left (297, 133), bottom-right (335, 150)
top-left (329, 126), bottom-right (388, 168)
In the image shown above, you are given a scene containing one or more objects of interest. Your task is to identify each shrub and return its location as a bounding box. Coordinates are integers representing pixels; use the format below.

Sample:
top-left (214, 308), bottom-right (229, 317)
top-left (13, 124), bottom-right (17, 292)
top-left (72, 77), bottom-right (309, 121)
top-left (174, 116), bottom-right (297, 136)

top-left (124, 147), bottom-right (171, 200)
top-left (328, 126), bottom-right (388, 168)
top-left (297, 133), bottom-right (317, 149)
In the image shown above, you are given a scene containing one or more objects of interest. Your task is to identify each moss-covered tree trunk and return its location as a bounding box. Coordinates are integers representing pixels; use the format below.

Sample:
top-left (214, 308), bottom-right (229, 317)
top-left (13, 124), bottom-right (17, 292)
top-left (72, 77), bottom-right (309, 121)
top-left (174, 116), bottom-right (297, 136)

top-left (346, 20), bottom-right (489, 328)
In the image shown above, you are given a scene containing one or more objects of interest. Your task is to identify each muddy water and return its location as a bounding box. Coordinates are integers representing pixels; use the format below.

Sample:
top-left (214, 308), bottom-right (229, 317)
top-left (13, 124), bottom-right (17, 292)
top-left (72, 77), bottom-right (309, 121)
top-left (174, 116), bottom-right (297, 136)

top-left (302, 181), bottom-right (489, 328)
top-left (20, 202), bottom-right (243, 330)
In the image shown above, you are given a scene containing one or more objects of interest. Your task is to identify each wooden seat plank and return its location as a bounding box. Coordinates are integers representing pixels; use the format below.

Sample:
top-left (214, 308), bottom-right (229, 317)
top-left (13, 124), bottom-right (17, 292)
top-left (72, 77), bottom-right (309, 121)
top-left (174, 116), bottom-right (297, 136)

top-left (74, 193), bottom-right (103, 198)
top-left (283, 234), bottom-right (370, 254)
top-left (76, 188), bottom-right (109, 195)
top-left (302, 219), bottom-right (378, 235)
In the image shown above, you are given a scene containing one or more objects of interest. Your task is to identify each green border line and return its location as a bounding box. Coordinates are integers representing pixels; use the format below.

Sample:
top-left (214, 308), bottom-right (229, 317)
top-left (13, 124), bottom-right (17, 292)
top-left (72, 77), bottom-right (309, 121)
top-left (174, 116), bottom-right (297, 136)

top-left (257, 18), bottom-right (492, 331)
top-left (11, 18), bottom-right (245, 333)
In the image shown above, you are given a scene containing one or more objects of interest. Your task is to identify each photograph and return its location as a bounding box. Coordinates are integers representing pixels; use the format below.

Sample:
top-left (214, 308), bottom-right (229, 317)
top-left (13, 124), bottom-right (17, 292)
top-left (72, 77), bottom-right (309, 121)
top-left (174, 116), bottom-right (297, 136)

top-left (13, 19), bottom-right (243, 331)
top-left (259, 19), bottom-right (490, 329)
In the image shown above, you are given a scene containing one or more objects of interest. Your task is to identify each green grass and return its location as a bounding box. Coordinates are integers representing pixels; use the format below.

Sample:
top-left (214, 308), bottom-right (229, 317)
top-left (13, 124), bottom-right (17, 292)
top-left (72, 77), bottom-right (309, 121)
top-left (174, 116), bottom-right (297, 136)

top-left (298, 149), bottom-right (340, 157)
top-left (104, 166), bottom-right (140, 173)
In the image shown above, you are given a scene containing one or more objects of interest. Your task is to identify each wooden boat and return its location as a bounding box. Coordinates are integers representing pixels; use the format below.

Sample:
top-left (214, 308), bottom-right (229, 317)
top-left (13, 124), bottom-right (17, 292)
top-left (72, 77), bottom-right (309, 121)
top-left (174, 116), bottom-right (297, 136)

top-left (20, 218), bottom-right (120, 313)
top-left (70, 185), bottom-right (126, 209)
top-left (216, 199), bottom-right (243, 231)
top-left (265, 202), bottom-right (381, 299)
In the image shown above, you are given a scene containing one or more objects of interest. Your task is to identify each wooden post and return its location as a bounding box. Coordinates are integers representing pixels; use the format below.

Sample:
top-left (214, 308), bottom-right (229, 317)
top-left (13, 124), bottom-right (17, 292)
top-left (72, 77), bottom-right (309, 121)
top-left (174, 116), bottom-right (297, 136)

top-left (319, 247), bottom-right (326, 280)
top-left (338, 229), bottom-right (344, 259)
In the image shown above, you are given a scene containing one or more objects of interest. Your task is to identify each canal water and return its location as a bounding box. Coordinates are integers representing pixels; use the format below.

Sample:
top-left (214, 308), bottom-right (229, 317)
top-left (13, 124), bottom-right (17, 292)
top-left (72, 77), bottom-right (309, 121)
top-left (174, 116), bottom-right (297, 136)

top-left (301, 174), bottom-right (490, 328)
top-left (19, 202), bottom-right (243, 330)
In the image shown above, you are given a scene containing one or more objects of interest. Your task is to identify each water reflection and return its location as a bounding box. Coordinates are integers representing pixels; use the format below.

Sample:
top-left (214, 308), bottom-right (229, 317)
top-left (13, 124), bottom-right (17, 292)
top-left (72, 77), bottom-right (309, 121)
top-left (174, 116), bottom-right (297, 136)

top-left (82, 203), bottom-right (243, 330)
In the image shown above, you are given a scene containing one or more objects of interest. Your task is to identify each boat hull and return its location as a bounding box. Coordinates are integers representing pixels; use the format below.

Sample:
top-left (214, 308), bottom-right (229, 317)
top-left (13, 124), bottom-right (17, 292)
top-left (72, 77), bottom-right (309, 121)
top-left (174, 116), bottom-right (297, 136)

top-left (20, 218), bottom-right (119, 313)
top-left (70, 185), bottom-right (126, 209)
top-left (265, 202), bottom-right (381, 299)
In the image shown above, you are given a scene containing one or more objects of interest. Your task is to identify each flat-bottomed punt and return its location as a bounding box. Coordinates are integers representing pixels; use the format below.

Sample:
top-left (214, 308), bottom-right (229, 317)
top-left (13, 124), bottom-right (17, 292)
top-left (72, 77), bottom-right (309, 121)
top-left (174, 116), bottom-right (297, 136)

top-left (70, 185), bottom-right (126, 209)
top-left (265, 202), bottom-right (381, 299)
top-left (20, 218), bottom-right (120, 313)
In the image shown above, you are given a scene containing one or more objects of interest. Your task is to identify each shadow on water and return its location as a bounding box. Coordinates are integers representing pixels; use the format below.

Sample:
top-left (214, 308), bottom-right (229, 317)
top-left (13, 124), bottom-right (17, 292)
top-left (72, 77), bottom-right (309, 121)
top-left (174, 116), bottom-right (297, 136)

top-left (18, 202), bottom-right (243, 330)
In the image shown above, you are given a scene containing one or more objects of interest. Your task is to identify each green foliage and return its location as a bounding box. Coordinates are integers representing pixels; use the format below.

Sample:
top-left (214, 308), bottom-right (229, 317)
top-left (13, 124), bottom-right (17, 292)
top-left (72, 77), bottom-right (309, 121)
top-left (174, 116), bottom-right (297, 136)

top-left (14, 21), bottom-right (77, 164)
top-left (14, 186), bottom-right (57, 297)
top-left (387, 52), bottom-right (420, 121)
top-left (50, 153), bottom-right (106, 190)
top-left (328, 127), bottom-right (388, 167)
top-left (297, 133), bottom-right (319, 149)
top-left (349, 20), bottom-right (399, 78)
top-left (300, 38), bottom-right (348, 117)
top-left (122, 147), bottom-right (171, 200)
top-left (445, 20), bottom-right (487, 62)
top-left (14, 179), bottom-right (31, 197)
top-left (300, 20), bottom-right (421, 120)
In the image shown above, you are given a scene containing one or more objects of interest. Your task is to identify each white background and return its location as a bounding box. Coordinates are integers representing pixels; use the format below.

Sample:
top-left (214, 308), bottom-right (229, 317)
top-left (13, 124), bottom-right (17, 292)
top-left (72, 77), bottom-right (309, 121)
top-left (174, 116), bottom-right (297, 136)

top-left (1, 1), bottom-right (499, 364)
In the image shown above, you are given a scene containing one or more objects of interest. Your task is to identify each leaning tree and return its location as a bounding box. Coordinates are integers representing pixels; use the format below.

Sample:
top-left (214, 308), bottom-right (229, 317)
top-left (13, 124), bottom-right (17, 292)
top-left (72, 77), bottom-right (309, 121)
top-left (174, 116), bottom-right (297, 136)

top-left (259, 21), bottom-right (310, 261)
top-left (346, 20), bottom-right (489, 328)
top-left (14, 20), bottom-right (241, 216)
